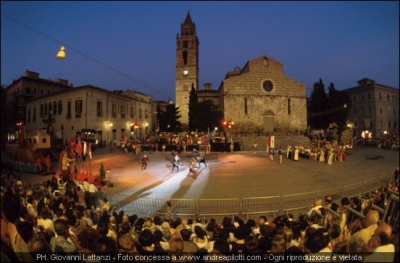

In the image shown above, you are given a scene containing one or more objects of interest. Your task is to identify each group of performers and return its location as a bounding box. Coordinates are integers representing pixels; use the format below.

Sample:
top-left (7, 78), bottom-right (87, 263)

top-left (288, 140), bottom-right (348, 165)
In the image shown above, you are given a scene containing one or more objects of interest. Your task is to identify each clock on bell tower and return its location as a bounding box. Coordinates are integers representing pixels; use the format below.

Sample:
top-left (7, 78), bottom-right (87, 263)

top-left (175, 11), bottom-right (199, 127)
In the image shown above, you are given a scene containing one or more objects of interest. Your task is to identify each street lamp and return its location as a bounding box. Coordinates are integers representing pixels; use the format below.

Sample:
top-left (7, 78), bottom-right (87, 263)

top-left (143, 122), bottom-right (149, 136)
top-left (56, 45), bottom-right (66, 60)
top-left (108, 122), bottom-right (113, 142)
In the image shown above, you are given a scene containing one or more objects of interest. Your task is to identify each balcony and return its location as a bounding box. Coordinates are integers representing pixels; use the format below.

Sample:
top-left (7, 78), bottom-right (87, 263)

top-left (41, 115), bottom-right (55, 123)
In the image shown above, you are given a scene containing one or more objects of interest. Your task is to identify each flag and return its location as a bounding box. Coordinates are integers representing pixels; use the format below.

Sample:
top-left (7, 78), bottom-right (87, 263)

top-left (267, 135), bottom-right (275, 148)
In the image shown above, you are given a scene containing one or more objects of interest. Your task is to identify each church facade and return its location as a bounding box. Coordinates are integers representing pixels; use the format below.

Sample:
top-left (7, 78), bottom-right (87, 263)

top-left (175, 12), bottom-right (307, 133)
top-left (219, 56), bottom-right (307, 134)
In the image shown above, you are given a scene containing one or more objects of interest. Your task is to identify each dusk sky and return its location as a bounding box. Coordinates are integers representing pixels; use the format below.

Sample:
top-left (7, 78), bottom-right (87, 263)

top-left (1, 1), bottom-right (399, 101)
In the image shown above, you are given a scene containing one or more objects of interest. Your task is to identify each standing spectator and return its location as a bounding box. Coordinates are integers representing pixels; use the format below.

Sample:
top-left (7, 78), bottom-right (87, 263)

top-left (141, 154), bottom-right (149, 170)
top-left (394, 167), bottom-right (399, 183)
top-left (278, 147), bottom-right (283, 164)
top-left (61, 153), bottom-right (75, 181)
top-left (88, 181), bottom-right (97, 209)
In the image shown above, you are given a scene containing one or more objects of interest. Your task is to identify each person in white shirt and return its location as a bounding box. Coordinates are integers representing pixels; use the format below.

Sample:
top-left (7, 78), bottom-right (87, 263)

top-left (353, 210), bottom-right (379, 245)
top-left (363, 223), bottom-right (395, 262)
top-left (307, 199), bottom-right (323, 218)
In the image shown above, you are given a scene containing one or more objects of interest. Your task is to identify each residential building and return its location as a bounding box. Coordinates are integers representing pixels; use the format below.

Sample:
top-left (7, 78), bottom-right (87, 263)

top-left (344, 78), bottom-right (399, 139)
top-left (25, 85), bottom-right (153, 146)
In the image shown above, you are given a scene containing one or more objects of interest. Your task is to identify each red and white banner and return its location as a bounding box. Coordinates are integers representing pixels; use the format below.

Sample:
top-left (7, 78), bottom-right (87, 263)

top-left (267, 135), bottom-right (275, 148)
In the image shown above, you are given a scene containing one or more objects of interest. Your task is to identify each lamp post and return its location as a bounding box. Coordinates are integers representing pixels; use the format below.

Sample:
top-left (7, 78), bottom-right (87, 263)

top-left (108, 122), bottom-right (113, 152)
top-left (222, 119), bottom-right (234, 151)
top-left (133, 122), bottom-right (139, 141)
top-left (143, 122), bottom-right (149, 139)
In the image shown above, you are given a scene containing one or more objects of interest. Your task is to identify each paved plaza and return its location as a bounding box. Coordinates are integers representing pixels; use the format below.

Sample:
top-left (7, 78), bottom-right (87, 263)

top-left (15, 145), bottom-right (399, 202)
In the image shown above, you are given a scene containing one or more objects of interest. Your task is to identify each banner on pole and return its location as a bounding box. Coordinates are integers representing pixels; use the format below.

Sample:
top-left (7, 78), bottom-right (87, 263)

top-left (267, 135), bottom-right (275, 148)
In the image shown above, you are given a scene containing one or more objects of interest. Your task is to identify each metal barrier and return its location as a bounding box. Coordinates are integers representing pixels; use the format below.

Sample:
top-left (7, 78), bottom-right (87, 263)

top-left (118, 197), bottom-right (156, 217)
top-left (322, 207), bottom-right (341, 229)
top-left (315, 186), bottom-right (343, 202)
top-left (154, 198), bottom-right (197, 218)
top-left (106, 174), bottom-right (393, 220)
top-left (382, 194), bottom-right (399, 232)
top-left (198, 198), bottom-right (240, 216)
top-left (281, 191), bottom-right (315, 213)
top-left (342, 181), bottom-right (366, 199)
top-left (241, 196), bottom-right (281, 219)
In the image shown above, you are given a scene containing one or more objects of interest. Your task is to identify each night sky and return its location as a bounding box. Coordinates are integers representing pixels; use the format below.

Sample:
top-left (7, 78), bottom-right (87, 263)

top-left (1, 1), bottom-right (398, 101)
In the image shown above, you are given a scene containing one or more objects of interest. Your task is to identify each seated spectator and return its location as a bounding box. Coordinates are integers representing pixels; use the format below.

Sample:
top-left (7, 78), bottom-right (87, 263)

top-left (230, 225), bottom-right (251, 254)
top-left (154, 229), bottom-right (169, 251)
top-left (353, 210), bottom-right (379, 246)
top-left (29, 232), bottom-right (53, 259)
top-left (269, 236), bottom-right (286, 253)
top-left (37, 206), bottom-right (54, 233)
top-left (245, 235), bottom-right (262, 257)
top-left (191, 225), bottom-right (209, 250)
top-left (95, 236), bottom-right (118, 254)
top-left (76, 225), bottom-right (101, 252)
top-left (12, 221), bottom-right (35, 262)
top-left (364, 223), bottom-right (395, 262)
top-left (345, 235), bottom-right (366, 254)
top-left (180, 228), bottom-right (199, 253)
top-left (136, 229), bottom-right (168, 258)
top-left (169, 237), bottom-right (184, 258)
top-left (118, 232), bottom-right (136, 254)
top-left (304, 228), bottom-right (331, 256)
top-left (257, 224), bottom-right (273, 254)
top-left (307, 199), bottom-right (323, 218)
top-left (51, 218), bottom-right (78, 253)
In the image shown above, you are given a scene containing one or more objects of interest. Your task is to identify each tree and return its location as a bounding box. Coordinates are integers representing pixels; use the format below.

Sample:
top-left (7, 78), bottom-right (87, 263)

top-left (188, 83), bottom-right (200, 131)
top-left (308, 78), bottom-right (329, 129)
top-left (188, 83), bottom-right (223, 132)
top-left (164, 102), bottom-right (182, 132)
top-left (308, 79), bottom-right (351, 136)
top-left (327, 83), bottom-right (351, 127)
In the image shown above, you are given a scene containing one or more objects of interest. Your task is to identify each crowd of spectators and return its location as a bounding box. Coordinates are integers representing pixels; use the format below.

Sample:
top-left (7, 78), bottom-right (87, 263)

top-left (1, 160), bottom-right (399, 262)
top-left (356, 130), bottom-right (399, 151)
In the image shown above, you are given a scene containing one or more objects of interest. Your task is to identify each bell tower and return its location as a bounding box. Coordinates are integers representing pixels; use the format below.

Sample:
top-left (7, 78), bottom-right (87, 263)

top-left (175, 11), bottom-right (199, 127)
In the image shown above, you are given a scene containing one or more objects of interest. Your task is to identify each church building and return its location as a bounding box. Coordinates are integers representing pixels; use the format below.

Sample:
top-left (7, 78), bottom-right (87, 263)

top-left (175, 12), bottom-right (307, 133)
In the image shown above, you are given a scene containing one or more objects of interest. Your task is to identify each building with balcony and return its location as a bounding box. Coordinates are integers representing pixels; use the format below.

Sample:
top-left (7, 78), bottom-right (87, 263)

top-left (25, 85), bottom-right (153, 146)
top-left (343, 78), bottom-right (399, 139)
top-left (2, 70), bottom-right (73, 145)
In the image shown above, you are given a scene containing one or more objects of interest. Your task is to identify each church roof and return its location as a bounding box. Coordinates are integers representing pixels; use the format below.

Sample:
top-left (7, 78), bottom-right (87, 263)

top-left (183, 11), bottom-right (193, 24)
